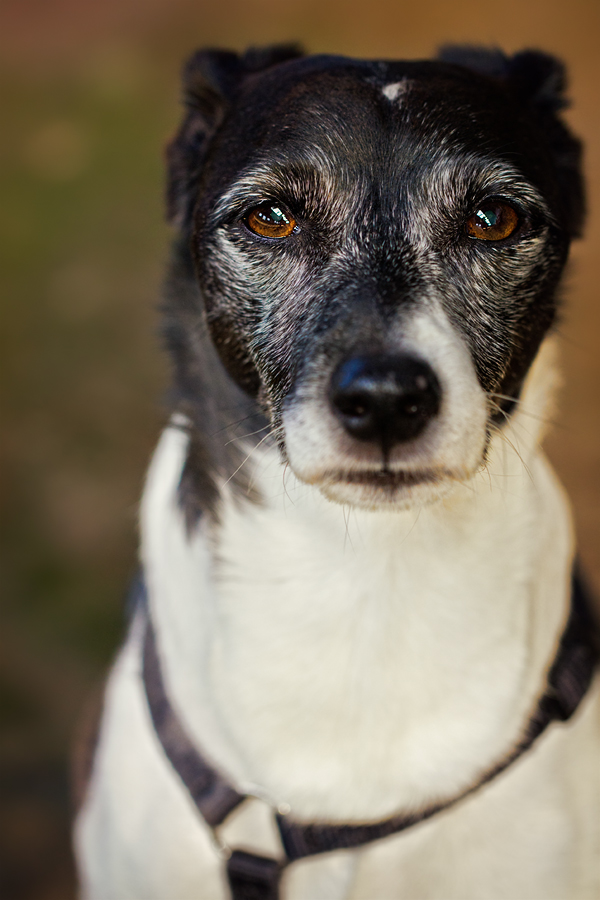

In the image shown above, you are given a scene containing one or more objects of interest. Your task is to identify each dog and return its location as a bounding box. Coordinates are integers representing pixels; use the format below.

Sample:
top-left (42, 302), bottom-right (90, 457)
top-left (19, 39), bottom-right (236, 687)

top-left (74, 45), bottom-right (600, 899)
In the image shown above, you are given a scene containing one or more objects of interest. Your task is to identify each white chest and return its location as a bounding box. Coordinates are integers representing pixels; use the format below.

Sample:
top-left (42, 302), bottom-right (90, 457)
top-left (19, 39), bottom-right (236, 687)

top-left (141, 423), bottom-right (572, 820)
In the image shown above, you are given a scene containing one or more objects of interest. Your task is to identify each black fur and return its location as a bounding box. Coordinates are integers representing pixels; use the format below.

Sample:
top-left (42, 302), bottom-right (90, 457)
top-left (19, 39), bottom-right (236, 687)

top-left (163, 45), bottom-right (584, 524)
top-left (162, 240), bottom-right (266, 522)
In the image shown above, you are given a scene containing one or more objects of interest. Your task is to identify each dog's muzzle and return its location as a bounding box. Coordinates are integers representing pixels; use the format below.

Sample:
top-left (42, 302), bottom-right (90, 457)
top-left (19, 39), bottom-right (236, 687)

top-left (328, 353), bottom-right (441, 451)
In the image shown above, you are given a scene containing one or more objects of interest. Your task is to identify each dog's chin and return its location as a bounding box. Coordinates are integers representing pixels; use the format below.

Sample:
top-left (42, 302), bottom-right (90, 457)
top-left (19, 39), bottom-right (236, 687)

top-left (307, 468), bottom-right (464, 511)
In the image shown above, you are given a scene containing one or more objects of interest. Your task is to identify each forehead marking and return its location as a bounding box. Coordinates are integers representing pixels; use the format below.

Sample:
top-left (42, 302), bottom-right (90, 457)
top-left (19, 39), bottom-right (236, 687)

top-left (381, 79), bottom-right (411, 103)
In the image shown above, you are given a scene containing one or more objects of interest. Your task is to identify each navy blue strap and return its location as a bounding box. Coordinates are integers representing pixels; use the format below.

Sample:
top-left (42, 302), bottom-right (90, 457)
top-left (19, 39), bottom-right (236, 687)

top-left (139, 567), bottom-right (598, 896)
top-left (226, 850), bottom-right (283, 900)
top-left (140, 579), bottom-right (246, 828)
top-left (276, 567), bottom-right (599, 861)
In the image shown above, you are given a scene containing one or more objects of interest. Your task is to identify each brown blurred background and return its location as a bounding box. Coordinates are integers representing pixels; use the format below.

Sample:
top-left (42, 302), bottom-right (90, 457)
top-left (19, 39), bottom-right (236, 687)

top-left (0, 1), bottom-right (599, 897)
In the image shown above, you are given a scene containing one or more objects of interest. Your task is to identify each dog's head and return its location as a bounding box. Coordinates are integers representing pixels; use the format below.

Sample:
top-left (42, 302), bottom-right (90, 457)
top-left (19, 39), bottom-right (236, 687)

top-left (164, 45), bottom-right (584, 514)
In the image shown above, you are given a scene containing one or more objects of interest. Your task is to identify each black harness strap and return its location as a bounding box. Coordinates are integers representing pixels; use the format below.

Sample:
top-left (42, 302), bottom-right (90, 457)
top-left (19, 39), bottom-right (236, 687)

top-left (277, 567), bottom-right (599, 862)
top-left (226, 850), bottom-right (283, 900)
top-left (139, 569), bottom-right (598, 900)
top-left (141, 586), bottom-right (246, 828)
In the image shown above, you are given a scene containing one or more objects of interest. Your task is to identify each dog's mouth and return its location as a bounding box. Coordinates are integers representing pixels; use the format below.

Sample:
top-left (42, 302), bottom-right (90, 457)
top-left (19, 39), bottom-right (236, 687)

top-left (305, 463), bottom-right (470, 509)
top-left (321, 467), bottom-right (455, 489)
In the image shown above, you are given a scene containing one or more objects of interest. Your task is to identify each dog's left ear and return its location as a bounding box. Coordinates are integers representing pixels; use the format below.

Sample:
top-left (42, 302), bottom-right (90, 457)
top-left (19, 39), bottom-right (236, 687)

top-left (166, 44), bottom-right (304, 229)
top-left (438, 46), bottom-right (585, 237)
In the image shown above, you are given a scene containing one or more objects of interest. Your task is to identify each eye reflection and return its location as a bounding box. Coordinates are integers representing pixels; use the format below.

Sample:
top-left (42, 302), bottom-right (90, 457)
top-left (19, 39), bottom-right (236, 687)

top-left (246, 202), bottom-right (297, 238)
top-left (466, 202), bottom-right (519, 241)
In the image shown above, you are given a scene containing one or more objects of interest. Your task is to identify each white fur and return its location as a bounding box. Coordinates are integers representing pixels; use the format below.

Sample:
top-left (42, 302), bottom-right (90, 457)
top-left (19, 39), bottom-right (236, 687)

top-left (283, 302), bottom-right (488, 509)
top-left (381, 80), bottom-right (411, 102)
top-left (75, 337), bottom-right (600, 899)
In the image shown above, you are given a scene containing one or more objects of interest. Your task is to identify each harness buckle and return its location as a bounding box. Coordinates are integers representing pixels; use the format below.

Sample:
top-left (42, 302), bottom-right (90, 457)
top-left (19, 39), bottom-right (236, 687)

top-left (210, 826), bottom-right (232, 860)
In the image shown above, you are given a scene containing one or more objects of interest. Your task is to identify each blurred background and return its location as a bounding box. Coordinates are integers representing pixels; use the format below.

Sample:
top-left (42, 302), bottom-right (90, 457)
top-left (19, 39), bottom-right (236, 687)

top-left (1, 1), bottom-right (599, 897)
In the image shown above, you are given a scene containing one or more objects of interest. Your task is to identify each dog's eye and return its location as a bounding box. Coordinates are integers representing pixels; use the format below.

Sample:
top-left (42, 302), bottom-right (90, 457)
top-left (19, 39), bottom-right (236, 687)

top-left (245, 203), bottom-right (297, 239)
top-left (465, 203), bottom-right (519, 241)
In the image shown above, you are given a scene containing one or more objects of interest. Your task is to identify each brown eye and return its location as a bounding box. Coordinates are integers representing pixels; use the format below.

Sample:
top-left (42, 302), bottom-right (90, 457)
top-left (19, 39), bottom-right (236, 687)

top-left (465, 202), bottom-right (519, 241)
top-left (246, 202), bottom-right (297, 238)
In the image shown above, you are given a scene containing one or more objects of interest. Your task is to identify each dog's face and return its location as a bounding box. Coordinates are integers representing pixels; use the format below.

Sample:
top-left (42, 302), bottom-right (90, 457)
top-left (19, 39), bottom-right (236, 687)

top-left (166, 47), bottom-right (583, 512)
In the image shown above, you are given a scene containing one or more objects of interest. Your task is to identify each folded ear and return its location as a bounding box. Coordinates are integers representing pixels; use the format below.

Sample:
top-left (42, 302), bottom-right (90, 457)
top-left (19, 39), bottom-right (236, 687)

top-left (166, 44), bottom-right (304, 229)
top-left (438, 46), bottom-right (584, 236)
top-left (438, 45), bottom-right (569, 110)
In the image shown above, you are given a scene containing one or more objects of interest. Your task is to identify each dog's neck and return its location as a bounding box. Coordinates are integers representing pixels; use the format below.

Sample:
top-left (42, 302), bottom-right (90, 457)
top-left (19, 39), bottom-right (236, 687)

top-left (140, 338), bottom-right (574, 821)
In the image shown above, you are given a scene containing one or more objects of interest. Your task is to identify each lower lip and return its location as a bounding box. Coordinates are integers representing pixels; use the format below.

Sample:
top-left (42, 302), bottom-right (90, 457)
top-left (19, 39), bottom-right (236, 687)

top-left (333, 470), bottom-right (440, 488)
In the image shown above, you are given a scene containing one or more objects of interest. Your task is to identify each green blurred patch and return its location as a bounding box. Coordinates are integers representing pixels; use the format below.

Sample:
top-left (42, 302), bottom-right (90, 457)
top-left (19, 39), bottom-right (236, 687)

top-left (0, 47), bottom-right (180, 897)
top-left (0, 46), bottom-right (175, 759)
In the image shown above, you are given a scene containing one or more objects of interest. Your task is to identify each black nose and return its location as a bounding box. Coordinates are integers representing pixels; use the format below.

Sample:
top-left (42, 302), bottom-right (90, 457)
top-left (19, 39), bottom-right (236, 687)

top-left (329, 354), bottom-right (441, 448)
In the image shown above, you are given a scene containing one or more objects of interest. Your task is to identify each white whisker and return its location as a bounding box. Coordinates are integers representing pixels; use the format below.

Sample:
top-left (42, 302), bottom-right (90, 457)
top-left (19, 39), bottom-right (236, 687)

top-left (222, 432), bottom-right (273, 488)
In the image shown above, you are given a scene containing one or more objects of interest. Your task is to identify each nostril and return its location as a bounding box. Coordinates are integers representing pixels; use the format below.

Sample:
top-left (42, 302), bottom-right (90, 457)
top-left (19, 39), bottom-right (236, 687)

top-left (335, 394), bottom-right (369, 418)
top-left (329, 354), bottom-right (441, 447)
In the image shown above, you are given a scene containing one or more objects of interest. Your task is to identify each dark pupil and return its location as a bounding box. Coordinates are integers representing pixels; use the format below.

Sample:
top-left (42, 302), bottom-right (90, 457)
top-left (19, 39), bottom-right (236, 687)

top-left (260, 205), bottom-right (290, 226)
top-left (475, 208), bottom-right (498, 227)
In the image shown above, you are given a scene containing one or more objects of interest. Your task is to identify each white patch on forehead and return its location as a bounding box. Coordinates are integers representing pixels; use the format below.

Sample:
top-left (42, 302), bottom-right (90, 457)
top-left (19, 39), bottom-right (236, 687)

top-left (381, 79), bottom-right (411, 103)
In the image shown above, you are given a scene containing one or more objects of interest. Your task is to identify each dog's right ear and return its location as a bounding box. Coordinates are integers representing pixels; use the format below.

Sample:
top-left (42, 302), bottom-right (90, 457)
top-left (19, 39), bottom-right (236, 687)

top-left (438, 46), bottom-right (584, 237)
top-left (166, 44), bottom-right (304, 229)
